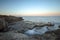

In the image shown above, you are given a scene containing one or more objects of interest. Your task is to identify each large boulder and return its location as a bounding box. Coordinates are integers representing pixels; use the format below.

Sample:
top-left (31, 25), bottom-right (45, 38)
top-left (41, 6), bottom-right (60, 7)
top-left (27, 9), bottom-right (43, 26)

top-left (44, 29), bottom-right (60, 40)
top-left (52, 29), bottom-right (60, 40)
top-left (41, 32), bottom-right (56, 40)
top-left (29, 31), bottom-right (56, 40)
top-left (58, 25), bottom-right (60, 28)
top-left (0, 18), bottom-right (8, 32)
top-left (0, 15), bottom-right (24, 32)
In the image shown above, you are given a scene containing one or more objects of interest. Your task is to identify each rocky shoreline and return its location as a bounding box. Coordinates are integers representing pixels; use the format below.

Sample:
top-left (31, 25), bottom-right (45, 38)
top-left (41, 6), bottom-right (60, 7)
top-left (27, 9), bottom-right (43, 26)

top-left (0, 15), bottom-right (60, 40)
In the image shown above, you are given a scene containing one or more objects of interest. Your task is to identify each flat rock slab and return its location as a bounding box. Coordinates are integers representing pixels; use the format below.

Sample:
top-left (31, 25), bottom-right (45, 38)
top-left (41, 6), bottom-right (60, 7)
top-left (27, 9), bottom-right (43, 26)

top-left (0, 32), bottom-right (37, 40)
top-left (8, 21), bottom-right (35, 32)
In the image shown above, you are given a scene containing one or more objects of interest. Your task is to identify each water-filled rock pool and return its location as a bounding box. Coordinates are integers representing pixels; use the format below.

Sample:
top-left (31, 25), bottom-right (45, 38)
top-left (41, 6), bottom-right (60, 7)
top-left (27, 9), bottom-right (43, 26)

top-left (24, 24), bottom-right (60, 36)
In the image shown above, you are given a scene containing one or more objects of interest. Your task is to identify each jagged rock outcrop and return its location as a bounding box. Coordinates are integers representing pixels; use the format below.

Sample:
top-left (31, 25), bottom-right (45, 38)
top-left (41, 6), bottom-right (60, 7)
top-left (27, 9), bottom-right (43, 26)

top-left (0, 15), bottom-right (24, 32)
top-left (33, 22), bottom-right (54, 28)
top-left (0, 15), bottom-right (24, 23)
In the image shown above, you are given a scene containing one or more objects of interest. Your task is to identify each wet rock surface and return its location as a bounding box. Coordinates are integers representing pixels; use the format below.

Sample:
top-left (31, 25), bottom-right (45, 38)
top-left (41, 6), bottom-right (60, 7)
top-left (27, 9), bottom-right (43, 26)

top-left (0, 32), bottom-right (37, 40)
top-left (0, 15), bottom-right (60, 40)
top-left (33, 22), bottom-right (54, 28)
top-left (8, 21), bottom-right (35, 33)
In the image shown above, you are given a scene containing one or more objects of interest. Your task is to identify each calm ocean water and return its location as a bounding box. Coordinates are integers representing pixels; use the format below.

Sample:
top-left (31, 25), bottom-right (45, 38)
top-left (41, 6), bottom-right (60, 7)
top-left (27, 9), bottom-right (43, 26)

top-left (23, 16), bottom-right (60, 23)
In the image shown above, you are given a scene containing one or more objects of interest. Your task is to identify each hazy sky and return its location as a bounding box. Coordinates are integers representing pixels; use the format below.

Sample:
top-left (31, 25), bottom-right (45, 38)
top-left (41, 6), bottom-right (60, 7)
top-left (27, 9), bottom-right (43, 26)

top-left (0, 0), bottom-right (60, 16)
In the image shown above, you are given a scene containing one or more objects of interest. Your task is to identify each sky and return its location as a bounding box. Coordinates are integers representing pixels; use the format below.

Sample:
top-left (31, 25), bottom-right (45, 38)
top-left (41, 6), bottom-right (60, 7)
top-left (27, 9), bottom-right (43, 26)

top-left (0, 0), bottom-right (60, 16)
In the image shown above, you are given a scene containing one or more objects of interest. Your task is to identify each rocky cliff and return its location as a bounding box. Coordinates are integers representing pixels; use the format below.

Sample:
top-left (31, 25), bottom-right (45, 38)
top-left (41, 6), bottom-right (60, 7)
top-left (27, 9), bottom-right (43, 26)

top-left (0, 15), bottom-right (24, 32)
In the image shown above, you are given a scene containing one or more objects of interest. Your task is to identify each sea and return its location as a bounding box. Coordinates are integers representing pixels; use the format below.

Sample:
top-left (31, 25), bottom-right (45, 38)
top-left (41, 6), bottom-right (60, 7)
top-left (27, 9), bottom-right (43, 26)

top-left (22, 16), bottom-right (60, 35)
top-left (23, 16), bottom-right (60, 24)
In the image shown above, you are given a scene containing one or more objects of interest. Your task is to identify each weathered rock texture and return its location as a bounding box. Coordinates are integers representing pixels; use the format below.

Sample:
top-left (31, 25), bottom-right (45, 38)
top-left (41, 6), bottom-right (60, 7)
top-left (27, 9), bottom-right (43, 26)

top-left (53, 29), bottom-right (60, 40)
top-left (0, 15), bottom-right (24, 23)
top-left (0, 15), bottom-right (24, 32)
top-left (0, 32), bottom-right (37, 40)
top-left (0, 18), bottom-right (8, 32)
top-left (33, 22), bottom-right (54, 28)
top-left (8, 21), bottom-right (35, 33)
